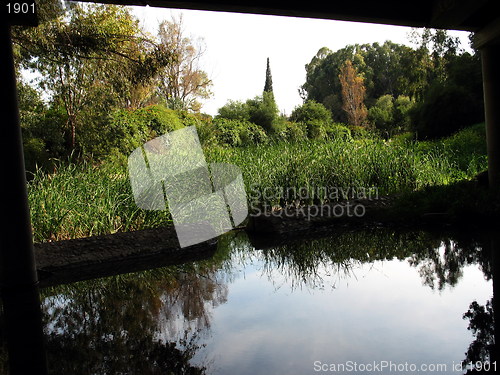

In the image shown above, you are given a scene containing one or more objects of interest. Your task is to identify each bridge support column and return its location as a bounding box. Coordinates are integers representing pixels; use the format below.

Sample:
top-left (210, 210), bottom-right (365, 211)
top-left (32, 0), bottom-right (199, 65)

top-left (0, 24), bottom-right (48, 375)
top-left (481, 45), bottom-right (500, 189)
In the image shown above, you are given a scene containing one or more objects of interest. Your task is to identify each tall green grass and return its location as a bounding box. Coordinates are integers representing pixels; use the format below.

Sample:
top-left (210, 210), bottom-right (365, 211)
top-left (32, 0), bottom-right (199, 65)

top-left (28, 124), bottom-right (487, 242)
top-left (28, 163), bottom-right (172, 242)
top-left (204, 136), bottom-right (475, 205)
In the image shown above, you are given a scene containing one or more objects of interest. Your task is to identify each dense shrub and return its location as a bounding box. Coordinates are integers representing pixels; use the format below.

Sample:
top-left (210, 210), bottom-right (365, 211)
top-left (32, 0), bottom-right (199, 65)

top-left (217, 93), bottom-right (280, 134)
top-left (212, 118), bottom-right (267, 146)
top-left (195, 118), bottom-right (218, 146)
top-left (290, 100), bottom-right (332, 125)
top-left (393, 95), bottom-right (414, 132)
top-left (22, 103), bottom-right (68, 172)
top-left (289, 100), bottom-right (337, 140)
top-left (305, 119), bottom-right (327, 139)
top-left (282, 121), bottom-right (307, 141)
top-left (247, 92), bottom-right (280, 133)
top-left (240, 123), bottom-right (268, 145)
top-left (324, 123), bottom-right (352, 141)
top-left (216, 100), bottom-right (250, 122)
top-left (368, 95), bottom-right (414, 137)
top-left (92, 105), bottom-right (184, 158)
top-left (411, 83), bottom-right (484, 139)
top-left (23, 138), bottom-right (50, 173)
top-left (175, 110), bottom-right (203, 128)
top-left (368, 95), bottom-right (394, 133)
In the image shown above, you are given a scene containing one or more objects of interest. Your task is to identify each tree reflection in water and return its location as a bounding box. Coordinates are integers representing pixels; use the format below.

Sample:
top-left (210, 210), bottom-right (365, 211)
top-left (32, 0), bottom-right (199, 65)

top-left (0, 229), bottom-right (496, 373)
top-left (41, 248), bottom-right (232, 375)
top-left (250, 230), bottom-right (492, 292)
top-left (463, 298), bottom-right (495, 371)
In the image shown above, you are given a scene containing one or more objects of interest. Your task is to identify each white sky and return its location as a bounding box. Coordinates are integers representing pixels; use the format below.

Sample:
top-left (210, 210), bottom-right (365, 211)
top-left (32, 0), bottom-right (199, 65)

top-left (131, 6), bottom-right (472, 116)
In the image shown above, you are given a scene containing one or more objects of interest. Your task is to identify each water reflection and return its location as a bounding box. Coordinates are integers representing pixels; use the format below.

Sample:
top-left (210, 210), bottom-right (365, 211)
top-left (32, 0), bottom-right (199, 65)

top-left (40, 252), bottom-right (234, 374)
top-left (463, 298), bottom-right (495, 369)
top-left (0, 229), bottom-right (497, 373)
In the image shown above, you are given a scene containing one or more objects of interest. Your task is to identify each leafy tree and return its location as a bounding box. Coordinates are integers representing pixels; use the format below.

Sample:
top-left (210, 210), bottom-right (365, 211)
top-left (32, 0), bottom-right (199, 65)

top-left (247, 92), bottom-right (279, 133)
top-left (368, 94), bottom-right (394, 133)
top-left (339, 60), bottom-right (368, 128)
top-left (13, 3), bottom-right (166, 153)
top-left (410, 50), bottom-right (483, 139)
top-left (264, 57), bottom-right (273, 94)
top-left (290, 100), bottom-right (331, 124)
top-left (462, 299), bottom-right (495, 368)
top-left (290, 100), bottom-right (332, 139)
top-left (411, 82), bottom-right (481, 139)
top-left (156, 16), bottom-right (213, 111)
top-left (408, 28), bottom-right (461, 84)
top-left (301, 42), bottom-right (417, 121)
top-left (216, 100), bottom-right (250, 122)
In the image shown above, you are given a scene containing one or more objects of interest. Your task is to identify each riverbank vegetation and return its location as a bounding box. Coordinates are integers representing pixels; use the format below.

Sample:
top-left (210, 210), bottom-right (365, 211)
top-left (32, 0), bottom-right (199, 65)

top-left (15, 1), bottom-right (493, 243)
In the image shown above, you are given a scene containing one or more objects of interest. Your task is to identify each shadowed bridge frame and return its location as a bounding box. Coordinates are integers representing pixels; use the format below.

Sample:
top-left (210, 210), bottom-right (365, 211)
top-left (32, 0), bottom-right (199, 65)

top-left (0, 1), bottom-right (499, 374)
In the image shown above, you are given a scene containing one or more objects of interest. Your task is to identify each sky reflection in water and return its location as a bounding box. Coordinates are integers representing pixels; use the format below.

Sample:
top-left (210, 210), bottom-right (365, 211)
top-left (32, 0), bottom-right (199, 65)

top-left (38, 230), bottom-right (493, 374)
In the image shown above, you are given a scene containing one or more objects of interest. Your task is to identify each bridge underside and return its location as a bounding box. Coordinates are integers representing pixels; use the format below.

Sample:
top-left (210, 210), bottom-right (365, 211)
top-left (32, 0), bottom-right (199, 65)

top-left (1, 2), bottom-right (500, 372)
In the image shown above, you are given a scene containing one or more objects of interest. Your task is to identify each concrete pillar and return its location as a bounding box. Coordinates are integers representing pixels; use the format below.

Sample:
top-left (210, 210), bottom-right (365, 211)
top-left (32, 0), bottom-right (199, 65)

top-left (0, 24), bottom-right (48, 375)
top-left (490, 232), bottom-right (500, 365)
top-left (481, 45), bottom-right (500, 189)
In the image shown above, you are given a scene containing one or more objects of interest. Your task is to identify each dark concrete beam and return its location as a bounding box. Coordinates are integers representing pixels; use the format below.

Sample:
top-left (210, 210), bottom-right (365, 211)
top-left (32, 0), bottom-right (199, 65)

top-left (75, 0), bottom-right (437, 29)
top-left (0, 23), bottom-right (48, 375)
top-left (74, 0), bottom-right (499, 31)
top-left (481, 44), bottom-right (500, 189)
top-left (474, 17), bottom-right (500, 49)
top-left (431, 0), bottom-right (489, 29)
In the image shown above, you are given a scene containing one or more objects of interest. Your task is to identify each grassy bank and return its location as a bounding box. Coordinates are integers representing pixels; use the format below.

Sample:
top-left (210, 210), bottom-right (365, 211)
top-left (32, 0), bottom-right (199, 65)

top-left (28, 124), bottom-right (488, 243)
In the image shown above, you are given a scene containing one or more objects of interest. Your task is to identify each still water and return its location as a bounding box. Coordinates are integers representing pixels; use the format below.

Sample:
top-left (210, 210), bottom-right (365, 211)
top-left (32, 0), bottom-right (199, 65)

top-left (6, 229), bottom-right (497, 374)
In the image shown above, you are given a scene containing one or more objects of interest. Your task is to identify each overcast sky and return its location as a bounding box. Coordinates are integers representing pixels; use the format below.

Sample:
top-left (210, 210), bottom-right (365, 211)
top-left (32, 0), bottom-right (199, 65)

top-left (131, 6), bottom-right (472, 116)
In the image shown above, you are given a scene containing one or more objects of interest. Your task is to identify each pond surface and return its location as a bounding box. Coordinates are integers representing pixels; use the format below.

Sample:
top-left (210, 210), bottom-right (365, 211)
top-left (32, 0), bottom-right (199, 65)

top-left (5, 229), bottom-right (497, 374)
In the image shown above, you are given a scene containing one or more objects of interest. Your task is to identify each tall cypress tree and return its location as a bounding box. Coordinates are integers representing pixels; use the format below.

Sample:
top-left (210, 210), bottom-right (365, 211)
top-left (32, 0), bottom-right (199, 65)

top-left (264, 57), bottom-right (273, 94)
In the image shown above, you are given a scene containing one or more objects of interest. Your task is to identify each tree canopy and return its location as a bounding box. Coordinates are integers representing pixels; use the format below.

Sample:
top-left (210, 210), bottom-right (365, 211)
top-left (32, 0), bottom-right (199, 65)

top-left (300, 30), bottom-right (483, 137)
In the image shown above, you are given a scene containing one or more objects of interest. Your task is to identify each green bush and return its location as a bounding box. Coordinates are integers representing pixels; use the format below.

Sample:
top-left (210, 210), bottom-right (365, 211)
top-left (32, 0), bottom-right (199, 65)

top-left (393, 95), bottom-right (414, 132)
top-left (368, 95), bottom-right (394, 133)
top-left (195, 118), bottom-right (218, 146)
top-left (306, 120), bottom-right (327, 139)
top-left (368, 95), bottom-right (415, 138)
top-left (324, 123), bottom-right (352, 141)
top-left (282, 121), bottom-right (307, 141)
top-left (23, 138), bottom-right (51, 173)
top-left (247, 92), bottom-right (280, 133)
top-left (213, 118), bottom-right (243, 146)
top-left (135, 105), bottom-right (184, 134)
top-left (97, 105), bottom-right (184, 158)
top-left (175, 110), bottom-right (203, 128)
top-left (212, 118), bottom-right (267, 146)
top-left (290, 100), bottom-right (332, 125)
top-left (217, 100), bottom-right (251, 122)
top-left (22, 103), bottom-right (67, 165)
top-left (411, 83), bottom-right (484, 139)
top-left (217, 94), bottom-right (280, 134)
top-left (239, 122), bottom-right (268, 145)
